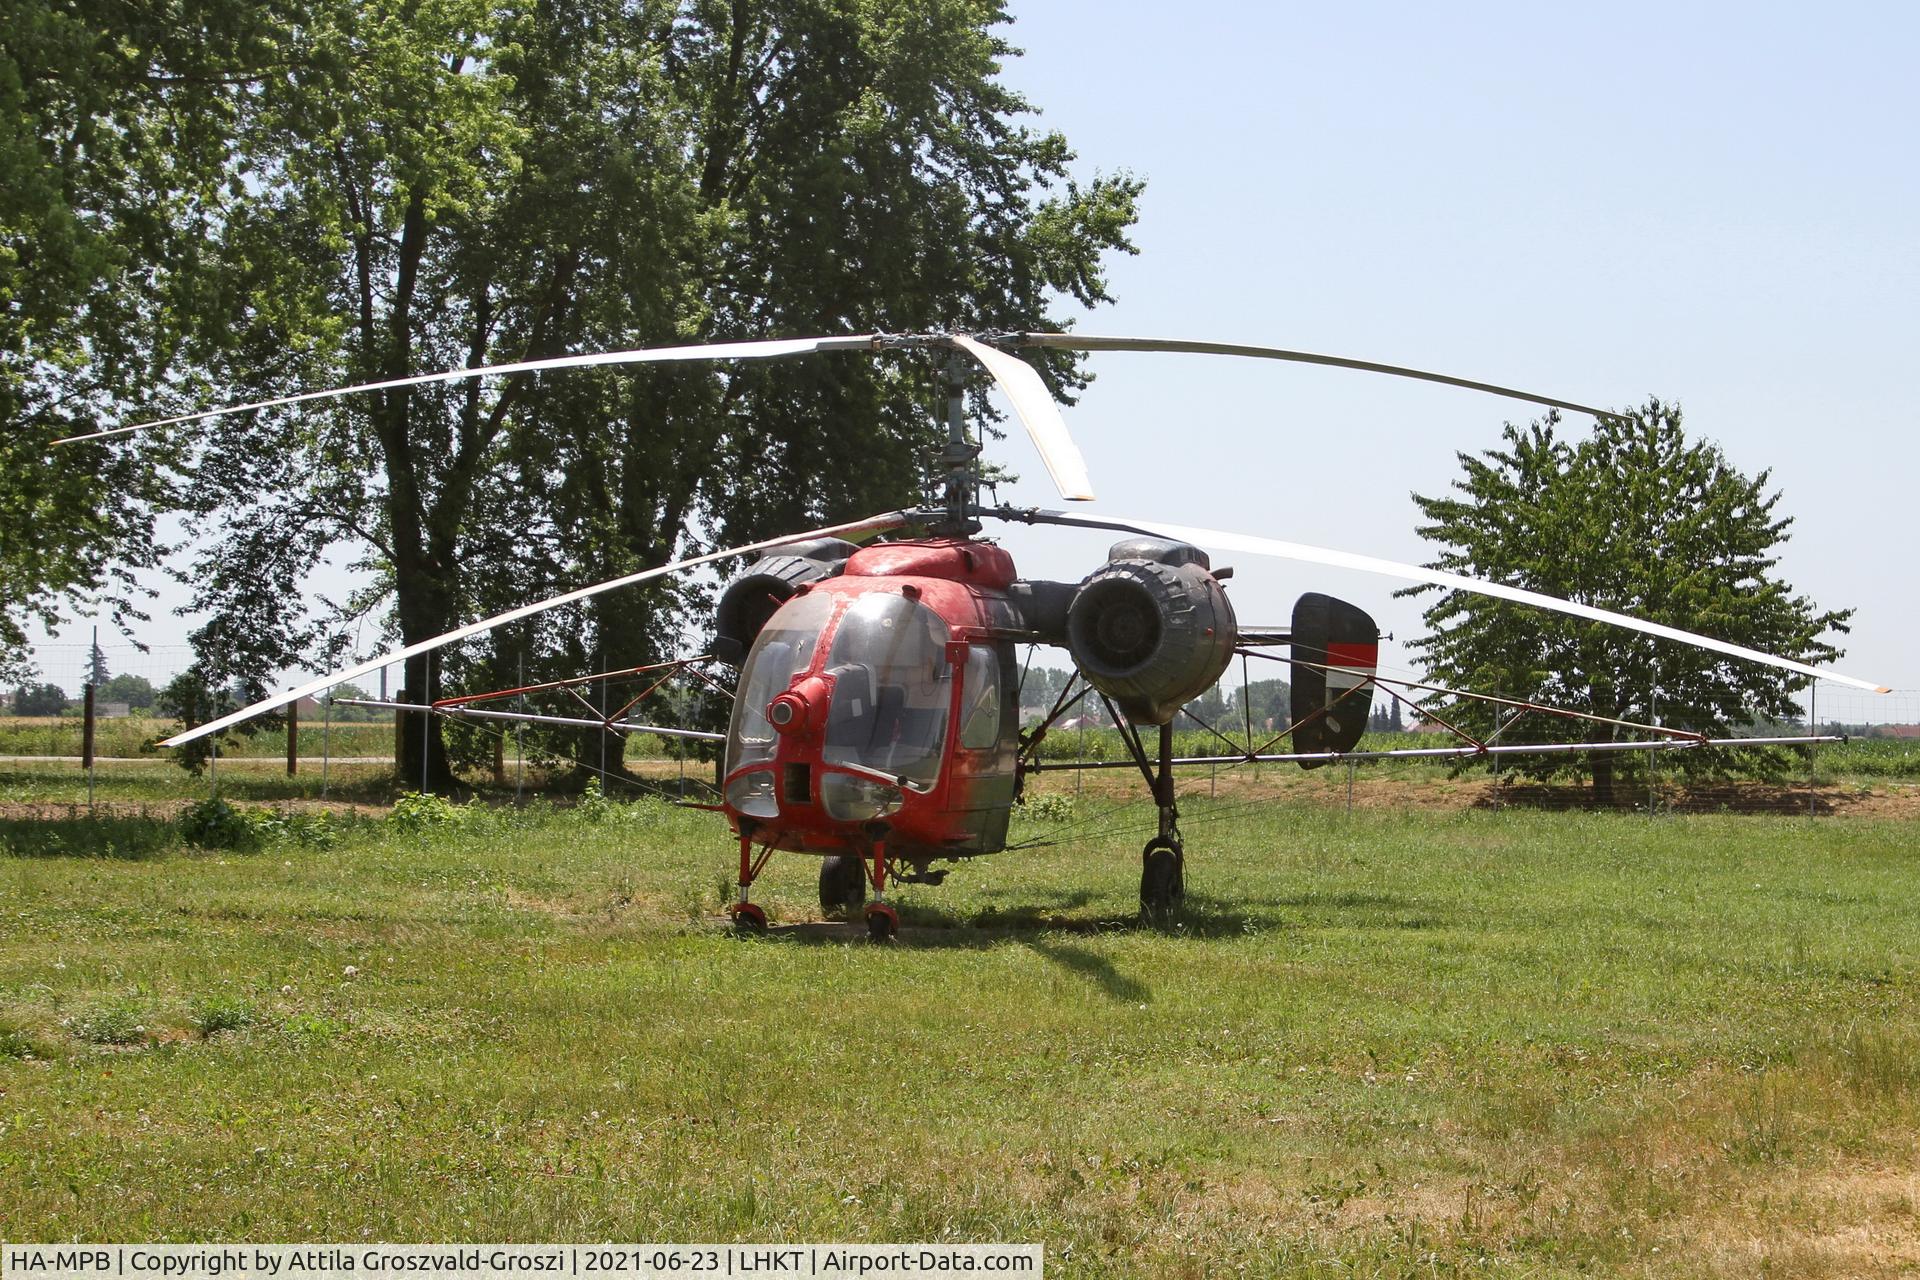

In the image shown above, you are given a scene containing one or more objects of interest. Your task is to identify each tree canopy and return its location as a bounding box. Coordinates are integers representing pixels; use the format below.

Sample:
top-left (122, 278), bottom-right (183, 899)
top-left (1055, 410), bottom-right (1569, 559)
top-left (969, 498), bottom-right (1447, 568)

top-left (1400, 401), bottom-right (1850, 801)
top-left (10, 1), bottom-right (1142, 785)
top-left (1, 0), bottom-right (280, 680)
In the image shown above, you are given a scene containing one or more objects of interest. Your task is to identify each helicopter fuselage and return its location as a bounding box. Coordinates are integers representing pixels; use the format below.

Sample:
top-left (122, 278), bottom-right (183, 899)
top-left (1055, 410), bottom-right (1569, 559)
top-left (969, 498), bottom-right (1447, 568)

top-left (720, 537), bottom-right (1025, 867)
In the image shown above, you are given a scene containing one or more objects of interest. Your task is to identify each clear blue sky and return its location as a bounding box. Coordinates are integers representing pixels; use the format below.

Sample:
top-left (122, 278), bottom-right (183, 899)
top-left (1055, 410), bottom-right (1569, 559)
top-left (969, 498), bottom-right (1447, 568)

top-left (36, 1), bottom-right (1920, 719)
top-left (982, 0), bottom-right (1918, 718)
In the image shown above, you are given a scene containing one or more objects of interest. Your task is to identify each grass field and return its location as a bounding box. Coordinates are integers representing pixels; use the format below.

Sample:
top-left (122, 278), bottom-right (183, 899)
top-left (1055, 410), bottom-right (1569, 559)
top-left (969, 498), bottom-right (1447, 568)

top-left (3, 773), bottom-right (1919, 1275)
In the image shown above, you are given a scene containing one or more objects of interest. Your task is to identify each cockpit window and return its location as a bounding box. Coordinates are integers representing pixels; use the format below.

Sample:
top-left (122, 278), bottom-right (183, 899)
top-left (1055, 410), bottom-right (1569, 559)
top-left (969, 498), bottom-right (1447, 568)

top-left (725, 591), bottom-right (837, 775)
top-left (822, 593), bottom-right (952, 789)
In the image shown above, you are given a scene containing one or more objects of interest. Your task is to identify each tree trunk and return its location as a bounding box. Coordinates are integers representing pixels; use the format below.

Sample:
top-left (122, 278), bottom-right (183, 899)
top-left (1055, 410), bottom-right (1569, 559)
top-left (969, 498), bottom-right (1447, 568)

top-left (1591, 687), bottom-right (1618, 807)
top-left (1591, 749), bottom-right (1615, 808)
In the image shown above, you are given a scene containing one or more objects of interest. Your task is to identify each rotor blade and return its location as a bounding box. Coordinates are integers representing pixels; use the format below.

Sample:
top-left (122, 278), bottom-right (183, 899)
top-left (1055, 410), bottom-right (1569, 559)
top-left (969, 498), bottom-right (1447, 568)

top-left (950, 334), bottom-right (1094, 501)
top-left (991, 508), bottom-right (1890, 694)
top-left (1009, 333), bottom-right (1624, 423)
top-left (1024, 735), bottom-right (1847, 771)
top-left (57, 335), bottom-right (884, 445)
top-left (159, 509), bottom-right (914, 748)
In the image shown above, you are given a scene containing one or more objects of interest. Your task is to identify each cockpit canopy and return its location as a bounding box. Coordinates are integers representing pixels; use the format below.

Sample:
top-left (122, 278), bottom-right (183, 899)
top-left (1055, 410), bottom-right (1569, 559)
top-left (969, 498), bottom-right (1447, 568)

top-left (725, 590), bottom-right (954, 790)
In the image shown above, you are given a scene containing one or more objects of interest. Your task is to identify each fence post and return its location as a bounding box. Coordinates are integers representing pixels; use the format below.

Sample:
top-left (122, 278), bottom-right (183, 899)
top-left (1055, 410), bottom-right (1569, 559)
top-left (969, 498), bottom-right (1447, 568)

top-left (82, 681), bottom-right (96, 810)
top-left (393, 684), bottom-right (409, 776)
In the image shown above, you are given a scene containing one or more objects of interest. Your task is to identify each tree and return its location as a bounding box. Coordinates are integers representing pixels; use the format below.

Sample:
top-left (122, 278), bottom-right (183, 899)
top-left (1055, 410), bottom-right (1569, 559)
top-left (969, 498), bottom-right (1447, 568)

top-left (97, 672), bottom-right (157, 709)
top-left (11, 681), bottom-right (69, 716)
top-left (1231, 678), bottom-right (1290, 734)
top-left (1401, 402), bottom-right (1850, 802)
top-left (157, 0), bottom-right (1140, 790)
top-left (1, 1), bottom-right (278, 680)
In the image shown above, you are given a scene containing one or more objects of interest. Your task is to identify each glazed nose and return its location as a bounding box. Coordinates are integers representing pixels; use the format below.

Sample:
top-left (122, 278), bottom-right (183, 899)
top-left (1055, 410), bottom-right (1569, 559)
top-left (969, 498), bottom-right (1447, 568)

top-left (768, 675), bottom-right (830, 735)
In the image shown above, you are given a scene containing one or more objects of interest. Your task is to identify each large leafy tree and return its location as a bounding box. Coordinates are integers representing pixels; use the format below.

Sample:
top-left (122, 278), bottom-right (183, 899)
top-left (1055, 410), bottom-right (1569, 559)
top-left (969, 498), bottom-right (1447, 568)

top-left (0, 0), bottom-right (284, 680)
top-left (1401, 401), bottom-right (1850, 803)
top-left (159, 0), bottom-right (1139, 788)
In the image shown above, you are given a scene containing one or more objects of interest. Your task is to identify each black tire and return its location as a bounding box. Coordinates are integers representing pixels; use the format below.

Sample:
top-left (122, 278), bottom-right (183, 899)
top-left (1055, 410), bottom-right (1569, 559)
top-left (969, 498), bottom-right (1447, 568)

top-left (864, 904), bottom-right (899, 941)
top-left (819, 855), bottom-right (867, 914)
top-left (1140, 837), bottom-right (1184, 918)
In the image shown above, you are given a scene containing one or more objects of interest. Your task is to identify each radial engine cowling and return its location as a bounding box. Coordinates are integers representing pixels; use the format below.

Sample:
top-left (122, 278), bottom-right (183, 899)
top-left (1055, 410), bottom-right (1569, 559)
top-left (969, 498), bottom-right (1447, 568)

top-left (1066, 538), bottom-right (1237, 725)
top-left (712, 538), bottom-right (857, 665)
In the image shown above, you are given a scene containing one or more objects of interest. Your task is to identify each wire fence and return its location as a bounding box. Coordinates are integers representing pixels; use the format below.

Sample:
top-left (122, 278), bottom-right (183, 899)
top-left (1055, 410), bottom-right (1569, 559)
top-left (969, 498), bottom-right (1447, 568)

top-left (4, 646), bottom-right (1916, 822)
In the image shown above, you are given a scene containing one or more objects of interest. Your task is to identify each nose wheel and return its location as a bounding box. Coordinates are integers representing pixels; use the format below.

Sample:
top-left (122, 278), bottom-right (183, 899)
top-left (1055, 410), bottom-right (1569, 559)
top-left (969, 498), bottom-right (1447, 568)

top-left (863, 902), bottom-right (899, 941)
top-left (729, 901), bottom-right (768, 932)
top-left (861, 833), bottom-right (898, 941)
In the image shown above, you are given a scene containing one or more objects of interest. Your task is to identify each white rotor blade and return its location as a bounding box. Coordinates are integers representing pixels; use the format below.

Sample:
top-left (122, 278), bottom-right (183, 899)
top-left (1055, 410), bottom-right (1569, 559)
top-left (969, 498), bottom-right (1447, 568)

top-left (160, 510), bottom-right (915, 748)
top-left (57, 335), bottom-right (884, 445)
top-left (1010, 333), bottom-right (1623, 422)
top-left (950, 335), bottom-right (1094, 501)
top-left (1001, 509), bottom-right (1890, 694)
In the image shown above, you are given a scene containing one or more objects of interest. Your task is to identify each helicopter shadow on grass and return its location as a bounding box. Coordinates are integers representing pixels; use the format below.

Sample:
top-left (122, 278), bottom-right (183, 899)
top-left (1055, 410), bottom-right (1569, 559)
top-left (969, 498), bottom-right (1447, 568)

top-left (760, 889), bottom-right (1267, 1004)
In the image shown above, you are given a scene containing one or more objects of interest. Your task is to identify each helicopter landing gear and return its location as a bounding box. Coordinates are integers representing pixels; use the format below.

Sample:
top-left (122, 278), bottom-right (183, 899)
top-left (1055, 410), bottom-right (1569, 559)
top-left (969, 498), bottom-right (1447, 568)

top-left (1131, 719), bottom-right (1185, 922)
top-left (729, 826), bottom-right (775, 933)
top-left (819, 854), bottom-right (867, 915)
top-left (1140, 834), bottom-right (1185, 919)
top-left (861, 827), bottom-right (898, 941)
top-left (863, 902), bottom-right (899, 941)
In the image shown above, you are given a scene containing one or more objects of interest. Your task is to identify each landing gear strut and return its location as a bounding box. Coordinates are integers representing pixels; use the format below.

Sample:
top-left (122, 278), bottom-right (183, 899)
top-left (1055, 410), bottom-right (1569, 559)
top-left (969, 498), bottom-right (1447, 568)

top-left (729, 825), bottom-right (773, 933)
top-left (860, 827), bottom-right (899, 941)
top-left (1137, 720), bottom-right (1185, 920)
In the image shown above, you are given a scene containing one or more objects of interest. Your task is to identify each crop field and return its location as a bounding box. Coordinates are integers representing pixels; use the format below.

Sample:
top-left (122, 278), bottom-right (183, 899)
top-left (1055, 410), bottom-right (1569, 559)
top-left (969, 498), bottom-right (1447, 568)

top-left (3, 759), bottom-right (1920, 1277)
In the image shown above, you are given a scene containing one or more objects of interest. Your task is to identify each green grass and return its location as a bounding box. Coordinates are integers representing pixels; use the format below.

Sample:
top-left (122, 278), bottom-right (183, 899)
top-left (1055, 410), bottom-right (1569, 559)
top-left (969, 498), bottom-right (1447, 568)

top-left (0, 716), bottom-right (400, 760)
top-left (2, 786), bottom-right (1918, 1273)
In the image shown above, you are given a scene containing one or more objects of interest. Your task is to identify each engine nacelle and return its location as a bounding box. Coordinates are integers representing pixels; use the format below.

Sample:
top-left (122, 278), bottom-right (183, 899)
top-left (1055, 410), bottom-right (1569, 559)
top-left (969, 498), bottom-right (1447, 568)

top-left (712, 537), bottom-right (858, 665)
top-left (1065, 538), bottom-right (1237, 725)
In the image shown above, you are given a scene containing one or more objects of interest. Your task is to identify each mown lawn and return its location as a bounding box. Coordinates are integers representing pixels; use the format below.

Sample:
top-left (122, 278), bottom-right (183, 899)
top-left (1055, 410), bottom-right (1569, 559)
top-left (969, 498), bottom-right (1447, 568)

top-left (2, 788), bottom-right (1917, 1276)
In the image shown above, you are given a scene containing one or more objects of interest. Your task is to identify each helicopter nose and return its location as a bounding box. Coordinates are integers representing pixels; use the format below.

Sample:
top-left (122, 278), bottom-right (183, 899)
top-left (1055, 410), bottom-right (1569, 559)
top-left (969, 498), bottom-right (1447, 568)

top-left (768, 676), bottom-right (830, 736)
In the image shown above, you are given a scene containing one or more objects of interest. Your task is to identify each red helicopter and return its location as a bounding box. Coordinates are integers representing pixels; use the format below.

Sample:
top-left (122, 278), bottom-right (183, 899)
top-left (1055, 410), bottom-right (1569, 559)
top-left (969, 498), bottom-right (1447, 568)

top-left (112, 332), bottom-right (1886, 938)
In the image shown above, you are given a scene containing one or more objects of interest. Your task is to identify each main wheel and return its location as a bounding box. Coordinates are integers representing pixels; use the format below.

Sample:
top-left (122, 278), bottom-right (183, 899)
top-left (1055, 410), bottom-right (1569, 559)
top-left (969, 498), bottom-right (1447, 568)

top-left (863, 902), bottom-right (899, 941)
top-left (818, 854), bottom-right (868, 915)
top-left (1140, 836), bottom-right (1184, 919)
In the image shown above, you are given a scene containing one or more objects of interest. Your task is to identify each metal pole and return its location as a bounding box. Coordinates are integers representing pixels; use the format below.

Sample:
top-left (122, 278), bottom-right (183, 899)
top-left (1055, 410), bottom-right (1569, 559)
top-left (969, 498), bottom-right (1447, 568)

top-left (516, 649), bottom-right (525, 805)
top-left (321, 689), bottom-right (332, 800)
top-left (598, 646), bottom-right (607, 790)
top-left (1648, 659), bottom-right (1658, 820)
top-left (83, 625), bottom-right (97, 811)
top-left (286, 698), bottom-right (298, 777)
top-left (420, 651), bottom-right (431, 794)
top-left (1809, 679), bottom-right (1818, 818)
top-left (1345, 759), bottom-right (1355, 814)
top-left (1492, 702), bottom-right (1502, 812)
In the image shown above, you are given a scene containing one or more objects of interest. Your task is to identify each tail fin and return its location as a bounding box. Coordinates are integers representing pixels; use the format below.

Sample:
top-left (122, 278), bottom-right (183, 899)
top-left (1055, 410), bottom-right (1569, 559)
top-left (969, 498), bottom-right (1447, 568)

top-left (1290, 592), bottom-right (1379, 768)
